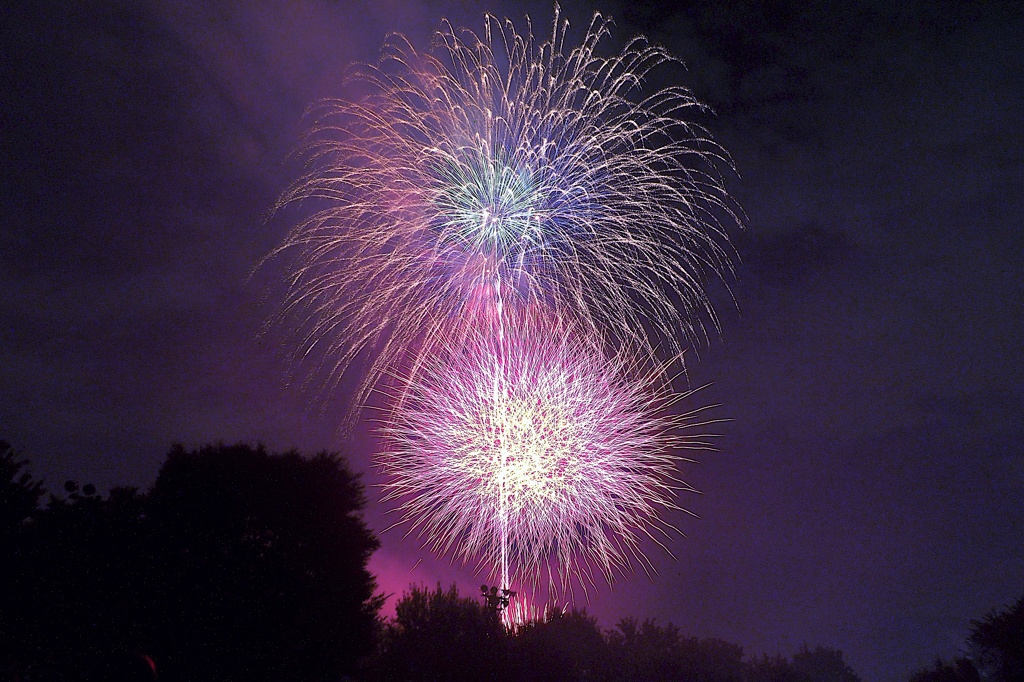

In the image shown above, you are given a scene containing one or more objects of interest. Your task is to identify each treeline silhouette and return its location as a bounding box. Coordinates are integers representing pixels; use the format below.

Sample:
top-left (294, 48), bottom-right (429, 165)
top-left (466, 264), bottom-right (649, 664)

top-left (2, 440), bottom-right (1021, 681)
top-left (370, 583), bottom-right (862, 682)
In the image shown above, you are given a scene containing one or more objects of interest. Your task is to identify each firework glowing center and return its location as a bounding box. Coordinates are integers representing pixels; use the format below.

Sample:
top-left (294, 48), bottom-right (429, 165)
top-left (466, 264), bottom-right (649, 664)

top-left (431, 149), bottom-right (545, 252)
top-left (448, 368), bottom-right (610, 509)
top-left (380, 314), bottom-right (706, 595)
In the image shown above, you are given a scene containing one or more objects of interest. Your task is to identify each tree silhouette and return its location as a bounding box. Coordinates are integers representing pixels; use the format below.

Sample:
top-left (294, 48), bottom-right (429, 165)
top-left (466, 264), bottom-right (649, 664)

top-left (372, 583), bottom-right (509, 682)
top-left (513, 609), bottom-right (609, 682)
top-left (1, 442), bottom-right (381, 682)
top-left (606, 618), bottom-right (744, 682)
top-left (791, 645), bottom-right (861, 682)
top-left (907, 657), bottom-right (980, 682)
top-left (369, 583), bottom-right (871, 682)
top-left (744, 654), bottom-right (806, 682)
top-left (607, 617), bottom-right (682, 682)
top-left (0, 440), bottom-right (44, 543)
top-left (0, 442), bottom-right (45, 679)
top-left (968, 594), bottom-right (1024, 682)
top-left (146, 443), bottom-right (382, 681)
top-left (2, 439), bottom-right (886, 682)
top-left (5, 481), bottom-right (152, 680)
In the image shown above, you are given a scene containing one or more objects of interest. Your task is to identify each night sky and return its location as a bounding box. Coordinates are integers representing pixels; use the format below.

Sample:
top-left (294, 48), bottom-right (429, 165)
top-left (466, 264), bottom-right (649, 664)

top-left (3, 1), bottom-right (1022, 680)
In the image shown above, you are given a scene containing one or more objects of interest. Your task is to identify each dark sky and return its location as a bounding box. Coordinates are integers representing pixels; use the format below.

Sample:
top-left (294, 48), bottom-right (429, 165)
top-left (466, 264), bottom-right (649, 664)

top-left (2, 1), bottom-right (1022, 679)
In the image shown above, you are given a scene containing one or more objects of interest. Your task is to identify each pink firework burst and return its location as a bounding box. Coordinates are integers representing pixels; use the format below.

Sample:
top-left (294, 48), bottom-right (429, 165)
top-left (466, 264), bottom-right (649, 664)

top-left (378, 311), bottom-right (718, 596)
top-left (263, 8), bottom-right (740, 414)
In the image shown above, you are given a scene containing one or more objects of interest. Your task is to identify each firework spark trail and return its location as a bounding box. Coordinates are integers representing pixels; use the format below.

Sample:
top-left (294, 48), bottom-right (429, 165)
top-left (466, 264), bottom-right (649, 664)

top-left (378, 309), bottom-right (721, 598)
top-left (265, 7), bottom-right (740, 411)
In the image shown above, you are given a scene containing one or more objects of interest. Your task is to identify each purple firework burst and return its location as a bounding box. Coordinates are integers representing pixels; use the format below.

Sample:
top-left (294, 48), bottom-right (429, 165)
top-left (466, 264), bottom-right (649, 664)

top-left (378, 310), bottom-right (719, 596)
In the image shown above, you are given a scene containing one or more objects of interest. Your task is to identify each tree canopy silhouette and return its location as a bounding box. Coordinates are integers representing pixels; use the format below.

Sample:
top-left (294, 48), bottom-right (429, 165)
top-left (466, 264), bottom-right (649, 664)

top-left (0, 440), bottom-right (44, 543)
top-left (791, 645), bottom-right (861, 682)
top-left (908, 657), bottom-right (980, 682)
top-left (1, 442), bottom-right (381, 682)
top-left (371, 583), bottom-right (510, 682)
top-left (606, 617), bottom-right (745, 682)
top-left (968, 594), bottom-right (1024, 682)
top-left (905, 593), bottom-right (1024, 682)
top-left (370, 583), bottom-right (866, 682)
top-left (514, 609), bottom-right (609, 682)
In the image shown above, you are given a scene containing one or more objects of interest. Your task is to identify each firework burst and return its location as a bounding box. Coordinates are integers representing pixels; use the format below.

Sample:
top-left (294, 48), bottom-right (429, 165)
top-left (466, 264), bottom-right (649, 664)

top-left (377, 310), bottom-right (718, 596)
top-left (266, 7), bottom-right (740, 408)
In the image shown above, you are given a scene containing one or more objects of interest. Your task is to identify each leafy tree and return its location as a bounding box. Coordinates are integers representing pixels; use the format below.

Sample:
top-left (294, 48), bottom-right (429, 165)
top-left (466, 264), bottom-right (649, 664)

top-left (908, 657), bottom-right (980, 682)
top-left (5, 481), bottom-right (151, 680)
top-left (0, 440), bottom-right (45, 542)
top-left (607, 617), bottom-right (683, 682)
top-left (146, 443), bottom-right (382, 681)
top-left (372, 583), bottom-right (509, 682)
top-left (1, 442), bottom-right (381, 682)
top-left (606, 618), bottom-right (744, 682)
top-left (0, 440), bottom-right (47, 678)
top-left (513, 609), bottom-right (609, 682)
top-left (677, 635), bottom-right (746, 682)
top-left (744, 654), bottom-right (806, 682)
top-left (791, 645), bottom-right (860, 682)
top-left (968, 594), bottom-right (1024, 682)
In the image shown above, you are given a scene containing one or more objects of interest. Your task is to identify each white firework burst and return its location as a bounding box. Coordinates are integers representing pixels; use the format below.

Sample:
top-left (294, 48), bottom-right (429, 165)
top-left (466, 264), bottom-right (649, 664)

top-left (377, 310), bottom-right (719, 596)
